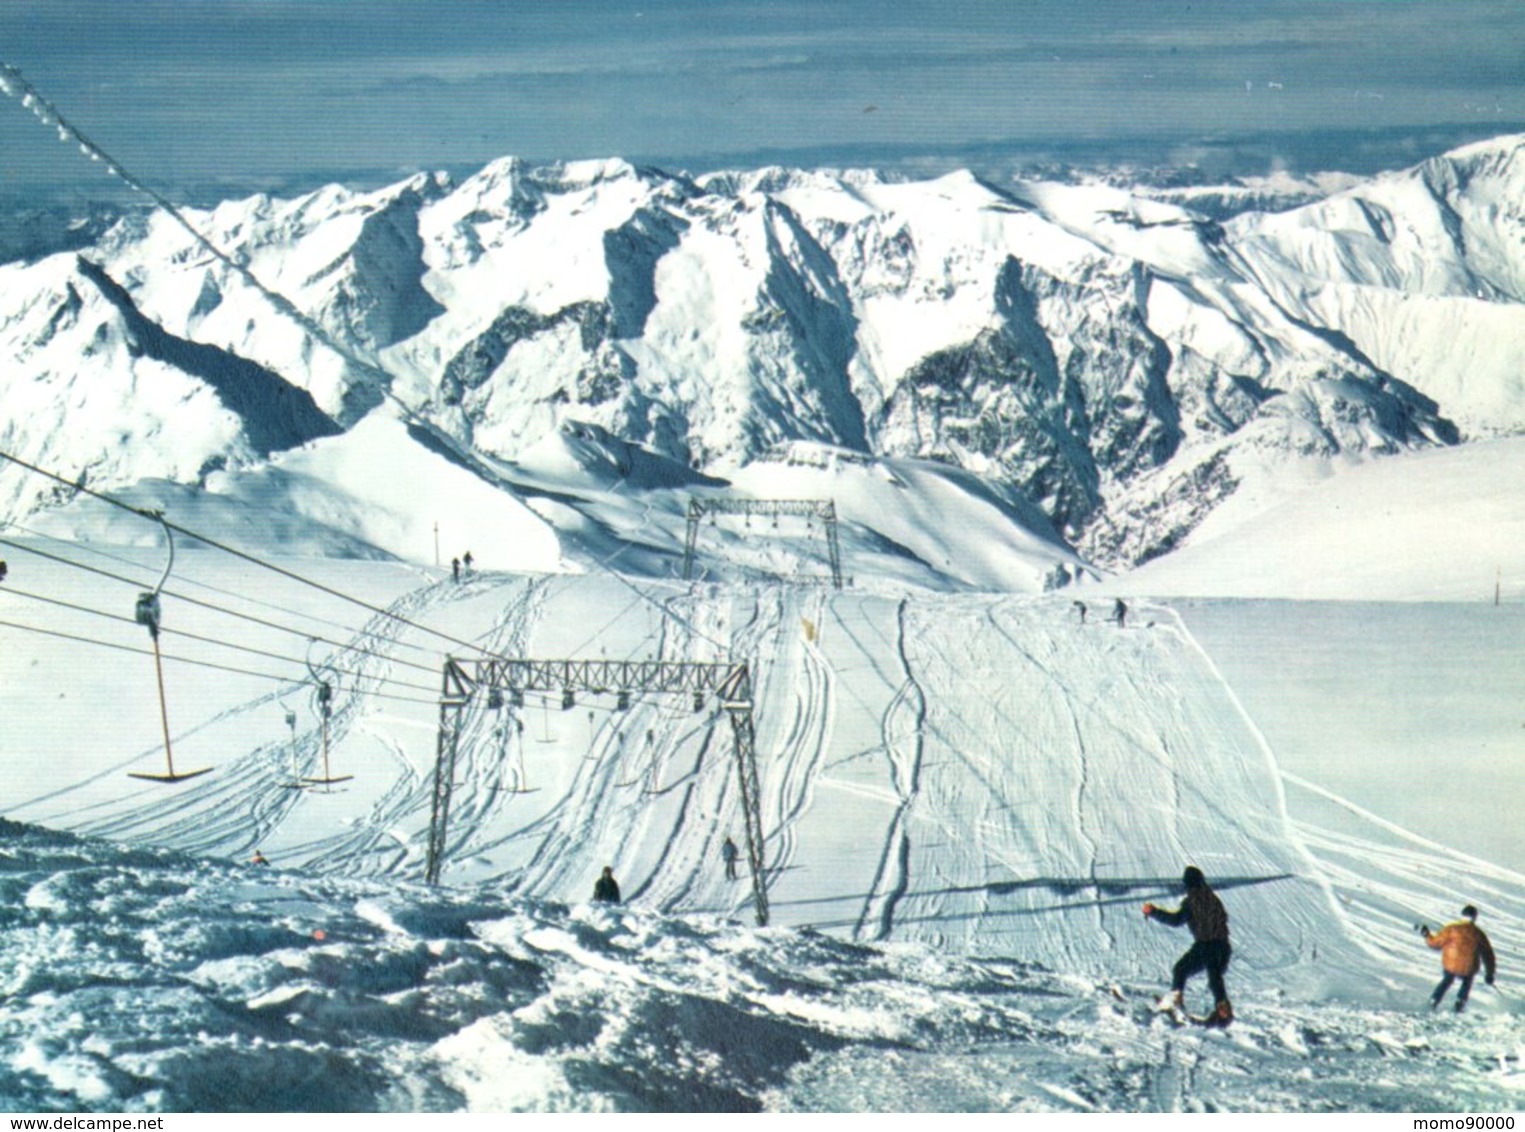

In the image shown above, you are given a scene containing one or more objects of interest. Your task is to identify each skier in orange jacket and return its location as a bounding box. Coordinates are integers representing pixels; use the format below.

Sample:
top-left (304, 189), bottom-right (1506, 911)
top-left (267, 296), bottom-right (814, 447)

top-left (1422, 904), bottom-right (1497, 1013)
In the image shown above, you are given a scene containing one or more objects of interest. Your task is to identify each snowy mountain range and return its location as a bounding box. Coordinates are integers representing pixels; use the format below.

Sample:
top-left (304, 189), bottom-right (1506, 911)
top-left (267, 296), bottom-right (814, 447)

top-left (3, 134), bottom-right (1523, 583)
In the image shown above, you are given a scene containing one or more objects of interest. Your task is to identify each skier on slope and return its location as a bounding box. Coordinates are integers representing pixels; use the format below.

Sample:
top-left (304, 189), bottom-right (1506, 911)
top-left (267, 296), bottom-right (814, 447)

top-left (1143, 865), bottom-right (1233, 1026)
top-left (1112, 598), bottom-right (1128, 628)
top-left (1072, 600), bottom-right (1087, 625)
top-left (722, 835), bottom-right (741, 880)
top-left (1421, 904), bottom-right (1496, 1013)
top-left (592, 865), bottom-right (622, 905)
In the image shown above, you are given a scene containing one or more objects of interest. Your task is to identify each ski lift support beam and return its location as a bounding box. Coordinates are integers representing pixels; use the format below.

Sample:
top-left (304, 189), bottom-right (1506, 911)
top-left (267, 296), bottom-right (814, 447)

top-left (426, 656), bottom-right (769, 926)
top-left (683, 497), bottom-right (843, 589)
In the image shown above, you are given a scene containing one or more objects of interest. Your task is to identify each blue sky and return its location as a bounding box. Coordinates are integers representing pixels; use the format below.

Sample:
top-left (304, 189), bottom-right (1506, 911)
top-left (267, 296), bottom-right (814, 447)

top-left (2, 0), bottom-right (1522, 199)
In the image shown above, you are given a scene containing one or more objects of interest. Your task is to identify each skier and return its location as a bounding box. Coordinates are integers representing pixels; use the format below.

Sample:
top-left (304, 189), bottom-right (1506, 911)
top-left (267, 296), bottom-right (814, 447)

top-left (1143, 865), bottom-right (1234, 1026)
top-left (0, 559), bottom-right (7, 582)
top-left (1112, 598), bottom-right (1128, 628)
top-left (1421, 904), bottom-right (1496, 1013)
top-left (722, 835), bottom-right (740, 880)
top-left (463, 550), bottom-right (474, 573)
top-left (1072, 600), bottom-right (1087, 625)
top-left (592, 865), bottom-right (621, 905)
top-left (451, 556), bottom-right (461, 583)
top-left (250, 849), bottom-right (270, 867)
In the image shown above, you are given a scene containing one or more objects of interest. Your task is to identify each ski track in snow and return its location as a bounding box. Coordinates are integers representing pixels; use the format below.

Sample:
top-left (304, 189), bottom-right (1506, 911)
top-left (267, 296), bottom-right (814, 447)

top-left (66, 572), bottom-right (539, 868)
top-left (15, 575), bottom-right (1498, 999)
top-left (9, 568), bottom-right (1525, 1112)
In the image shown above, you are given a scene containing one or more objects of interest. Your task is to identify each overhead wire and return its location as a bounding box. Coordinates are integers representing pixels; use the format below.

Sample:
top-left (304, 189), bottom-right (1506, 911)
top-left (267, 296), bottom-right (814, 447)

top-left (0, 60), bottom-right (741, 679)
top-left (0, 585), bottom-right (442, 696)
top-left (2, 518), bottom-right (446, 661)
top-left (0, 59), bottom-right (398, 396)
top-left (0, 449), bottom-right (513, 661)
top-left (0, 535), bottom-right (444, 678)
top-left (0, 616), bottom-right (437, 706)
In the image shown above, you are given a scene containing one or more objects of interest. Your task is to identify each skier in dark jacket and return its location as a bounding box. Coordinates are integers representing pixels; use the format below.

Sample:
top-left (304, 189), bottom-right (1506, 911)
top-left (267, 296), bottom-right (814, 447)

top-left (592, 866), bottom-right (621, 905)
top-left (722, 836), bottom-right (740, 880)
top-left (1143, 865), bottom-right (1233, 1026)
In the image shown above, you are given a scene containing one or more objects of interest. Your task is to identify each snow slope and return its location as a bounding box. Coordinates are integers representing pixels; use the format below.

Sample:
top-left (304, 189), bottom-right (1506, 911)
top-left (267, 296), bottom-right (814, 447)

top-left (3, 517), bottom-right (1525, 1111)
top-left (1113, 434), bottom-right (1525, 602)
top-left (3, 821), bottom-right (1522, 1113)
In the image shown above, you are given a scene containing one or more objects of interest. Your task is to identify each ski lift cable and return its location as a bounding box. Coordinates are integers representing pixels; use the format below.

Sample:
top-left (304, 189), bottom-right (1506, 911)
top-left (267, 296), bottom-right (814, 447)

top-left (0, 64), bottom-right (727, 664)
top-left (0, 615), bottom-right (439, 706)
top-left (0, 585), bottom-right (442, 695)
top-left (564, 588), bottom-right (650, 664)
top-left (537, 500), bottom-right (736, 659)
top-left (0, 450), bottom-right (510, 660)
top-left (0, 59), bottom-right (398, 399)
top-left (0, 532), bottom-right (446, 676)
top-left (0, 62), bottom-right (553, 618)
top-left (1, 518), bottom-right (444, 661)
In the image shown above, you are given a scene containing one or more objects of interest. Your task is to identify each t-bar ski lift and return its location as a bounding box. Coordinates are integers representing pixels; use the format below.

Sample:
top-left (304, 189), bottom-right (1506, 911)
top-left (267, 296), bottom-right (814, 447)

top-left (129, 512), bottom-right (211, 783)
top-left (426, 657), bottom-right (770, 926)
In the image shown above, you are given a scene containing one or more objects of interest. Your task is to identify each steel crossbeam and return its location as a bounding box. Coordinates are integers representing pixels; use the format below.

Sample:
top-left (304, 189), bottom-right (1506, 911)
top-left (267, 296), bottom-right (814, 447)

top-left (682, 496), bottom-right (844, 588)
top-left (426, 655), bottom-right (770, 926)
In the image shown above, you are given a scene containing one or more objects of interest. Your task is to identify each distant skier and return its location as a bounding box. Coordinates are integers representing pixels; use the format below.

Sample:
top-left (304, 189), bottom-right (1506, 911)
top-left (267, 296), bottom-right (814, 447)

top-left (1421, 904), bottom-right (1496, 1013)
top-left (592, 865), bottom-right (621, 905)
top-left (463, 550), bottom-right (474, 573)
top-left (0, 559), bottom-right (7, 582)
top-left (1112, 599), bottom-right (1128, 628)
top-left (1143, 865), bottom-right (1233, 1026)
top-left (451, 556), bottom-right (461, 583)
top-left (722, 836), bottom-right (740, 880)
top-left (250, 849), bottom-right (270, 867)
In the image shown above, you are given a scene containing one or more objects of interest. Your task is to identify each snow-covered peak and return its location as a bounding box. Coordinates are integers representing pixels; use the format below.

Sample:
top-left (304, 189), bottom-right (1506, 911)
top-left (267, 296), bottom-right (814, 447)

top-left (5, 135), bottom-right (1525, 576)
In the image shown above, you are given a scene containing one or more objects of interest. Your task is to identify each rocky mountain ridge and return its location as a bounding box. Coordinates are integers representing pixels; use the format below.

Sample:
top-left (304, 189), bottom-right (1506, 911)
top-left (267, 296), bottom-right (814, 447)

top-left (3, 135), bottom-right (1522, 574)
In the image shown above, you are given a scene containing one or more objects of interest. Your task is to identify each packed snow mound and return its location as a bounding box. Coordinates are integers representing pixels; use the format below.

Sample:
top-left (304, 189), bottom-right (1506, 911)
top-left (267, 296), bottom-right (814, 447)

top-left (0, 804), bottom-right (1522, 1111)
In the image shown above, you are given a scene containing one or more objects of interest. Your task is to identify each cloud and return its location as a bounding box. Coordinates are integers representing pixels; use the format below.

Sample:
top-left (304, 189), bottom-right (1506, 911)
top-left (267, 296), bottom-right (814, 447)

top-left (1, 0), bottom-right (1522, 193)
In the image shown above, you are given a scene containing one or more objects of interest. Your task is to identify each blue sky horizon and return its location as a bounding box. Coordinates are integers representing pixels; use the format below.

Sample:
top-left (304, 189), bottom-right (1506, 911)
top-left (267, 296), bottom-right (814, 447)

top-left (2, 0), bottom-right (1523, 202)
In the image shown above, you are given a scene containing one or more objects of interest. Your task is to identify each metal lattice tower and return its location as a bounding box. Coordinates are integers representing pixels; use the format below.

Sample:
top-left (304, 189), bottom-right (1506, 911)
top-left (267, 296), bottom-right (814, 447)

top-left (682, 497), bottom-right (843, 589)
top-left (426, 657), bottom-right (770, 926)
